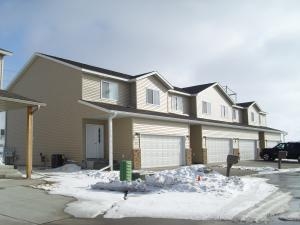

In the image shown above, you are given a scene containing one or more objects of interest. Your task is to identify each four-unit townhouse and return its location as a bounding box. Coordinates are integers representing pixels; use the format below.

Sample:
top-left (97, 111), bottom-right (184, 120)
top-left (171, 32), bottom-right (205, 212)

top-left (6, 53), bottom-right (283, 169)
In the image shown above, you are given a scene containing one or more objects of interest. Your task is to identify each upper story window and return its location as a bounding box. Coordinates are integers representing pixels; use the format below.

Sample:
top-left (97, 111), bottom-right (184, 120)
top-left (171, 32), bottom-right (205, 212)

top-left (232, 109), bottom-right (238, 120)
top-left (101, 81), bottom-right (118, 100)
top-left (221, 105), bottom-right (228, 118)
top-left (202, 101), bottom-right (211, 115)
top-left (251, 112), bottom-right (255, 122)
top-left (171, 96), bottom-right (183, 112)
top-left (146, 88), bottom-right (160, 105)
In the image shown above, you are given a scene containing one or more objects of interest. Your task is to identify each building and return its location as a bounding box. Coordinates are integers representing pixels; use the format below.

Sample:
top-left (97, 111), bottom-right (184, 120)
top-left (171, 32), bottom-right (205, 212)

top-left (6, 53), bottom-right (282, 169)
top-left (0, 48), bottom-right (13, 153)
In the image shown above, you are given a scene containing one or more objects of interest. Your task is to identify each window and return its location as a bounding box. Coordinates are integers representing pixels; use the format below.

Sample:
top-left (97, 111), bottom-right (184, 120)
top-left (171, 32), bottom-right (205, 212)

top-left (221, 105), bottom-right (228, 118)
top-left (101, 81), bottom-right (118, 100)
top-left (146, 89), bottom-right (160, 105)
top-left (171, 96), bottom-right (183, 112)
top-left (251, 112), bottom-right (255, 122)
top-left (202, 101), bottom-right (211, 115)
top-left (232, 109), bottom-right (237, 120)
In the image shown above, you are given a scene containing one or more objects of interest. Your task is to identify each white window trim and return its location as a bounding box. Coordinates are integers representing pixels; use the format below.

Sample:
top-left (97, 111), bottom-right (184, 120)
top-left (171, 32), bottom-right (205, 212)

top-left (100, 80), bottom-right (118, 101)
top-left (232, 109), bottom-right (238, 120)
top-left (251, 112), bottom-right (255, 122)
top-left (146, 88), bottom-right (160, 106)
top-left (202, 101), bottom-right (211, 115)
top-left (221, 105), bottom-right (228, 118)
top-left (171, 96), bottom-right (183, 113)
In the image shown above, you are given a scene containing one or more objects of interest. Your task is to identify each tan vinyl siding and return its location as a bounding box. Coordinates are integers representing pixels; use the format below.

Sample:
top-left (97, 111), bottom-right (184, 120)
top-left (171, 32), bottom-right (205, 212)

top-left (6, 57), bottom-right (110, 166)
top-left (190, 125), bottom-right (203, 163)
top-left (113, 118), bottom-right (133, 162)
top-left (136, 76), bottom-right (168, 112)
top-left (168, 93), bottom-right (190, 115)
top-left (130, 82), bottom-right (136, 107)
top-left (82, 73), bottom-right (131, 106)
top-left (202, 125), bottom-right (259, 140)
top-left (132, 118), bottom-right (189, 149)
top-left (197, 86), bottom-right (233, 122)
top-left (247, 105), bottom-right (260, 126)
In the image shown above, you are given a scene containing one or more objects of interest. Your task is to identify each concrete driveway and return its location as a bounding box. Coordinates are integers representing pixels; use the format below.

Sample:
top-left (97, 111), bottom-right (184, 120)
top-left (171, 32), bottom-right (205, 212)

top-left (0, 179), bottom-right (73, 225)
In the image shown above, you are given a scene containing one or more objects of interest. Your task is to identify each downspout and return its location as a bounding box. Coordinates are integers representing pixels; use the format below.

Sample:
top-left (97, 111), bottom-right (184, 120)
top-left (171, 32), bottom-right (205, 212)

top-left (108, 111), bottom-right (117, 171)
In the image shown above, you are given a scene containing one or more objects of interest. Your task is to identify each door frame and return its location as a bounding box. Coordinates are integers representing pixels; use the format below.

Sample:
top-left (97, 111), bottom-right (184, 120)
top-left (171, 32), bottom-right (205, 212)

top-left (82, 119), bottom-right (107, 160)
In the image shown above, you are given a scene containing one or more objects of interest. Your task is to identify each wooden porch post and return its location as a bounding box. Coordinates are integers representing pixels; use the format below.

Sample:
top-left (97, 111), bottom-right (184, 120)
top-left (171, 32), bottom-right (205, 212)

top-left (26, 106), bottom-right (33, 179)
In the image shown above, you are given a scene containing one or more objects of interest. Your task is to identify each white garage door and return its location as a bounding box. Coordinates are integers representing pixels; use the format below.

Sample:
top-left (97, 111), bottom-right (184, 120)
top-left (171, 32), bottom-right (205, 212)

top-left (267, 141), bottom-right (279, 148)
top-left (207, 138), bottom-right (232, 163)
top-left (239, 140), bottom-right (256, 160)
top-left (140, 134), bottom-right (184, 168)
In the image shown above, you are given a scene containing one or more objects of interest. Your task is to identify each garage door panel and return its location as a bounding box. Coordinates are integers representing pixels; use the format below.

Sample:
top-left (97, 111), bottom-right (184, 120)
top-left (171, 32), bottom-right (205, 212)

top-left (141, 135), bottom-right (184, 168)
top-left (239, 140), bottom-right (256, 160)
top-left (207, 138), bottom-right (232, 163)
top-left (266, 141), bottom-right (279, 148)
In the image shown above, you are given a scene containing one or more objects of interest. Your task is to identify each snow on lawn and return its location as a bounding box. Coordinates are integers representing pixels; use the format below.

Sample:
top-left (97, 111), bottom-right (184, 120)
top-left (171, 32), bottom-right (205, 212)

top-left (279, 212), bottom-right (300, 221)
top-left (34, 164), bottom-right (290, 222)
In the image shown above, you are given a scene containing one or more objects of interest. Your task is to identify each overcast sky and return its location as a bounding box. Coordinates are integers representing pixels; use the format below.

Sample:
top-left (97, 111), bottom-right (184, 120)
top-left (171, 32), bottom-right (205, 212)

top-left (0, 0), bottom-right (299, 140)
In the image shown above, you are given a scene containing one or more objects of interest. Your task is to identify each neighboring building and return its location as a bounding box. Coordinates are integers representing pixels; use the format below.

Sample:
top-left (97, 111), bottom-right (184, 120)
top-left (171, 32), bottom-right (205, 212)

top-left (0, 48), bottom-right (13, 153)
top-left (6, 53), bottom-right (282, 169)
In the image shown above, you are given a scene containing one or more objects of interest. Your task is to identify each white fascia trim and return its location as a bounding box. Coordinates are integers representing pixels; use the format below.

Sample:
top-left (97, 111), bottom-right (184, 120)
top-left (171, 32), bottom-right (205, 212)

top-left (82, 68), bottom-right (130, 82)
top-left (78, 100), bottom-right (112, 113)
top-left (214, 83), bottom-right (235, 105)
top-left (0, 96), bottom-right (46, 107)
top-left (134, 71), bottom-right (174, 89)
top-left (168, 89), bottom-right (192, 96)
top-left (233, 105), bottom-right (244, 109)
top-left (109, 110), bottom-right (282, 134)
top-left (0, 49), bottom-right (13, 56)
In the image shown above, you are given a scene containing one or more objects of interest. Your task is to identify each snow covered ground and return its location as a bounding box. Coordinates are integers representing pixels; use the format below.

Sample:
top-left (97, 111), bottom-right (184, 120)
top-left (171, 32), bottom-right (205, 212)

top-left (31, 164), bottom-right (292, 222)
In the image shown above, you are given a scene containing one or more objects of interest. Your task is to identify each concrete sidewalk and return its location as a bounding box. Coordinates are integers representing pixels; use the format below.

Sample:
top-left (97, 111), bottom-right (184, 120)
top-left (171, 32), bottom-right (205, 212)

top-left (0, 179), bottom-right (73, 225)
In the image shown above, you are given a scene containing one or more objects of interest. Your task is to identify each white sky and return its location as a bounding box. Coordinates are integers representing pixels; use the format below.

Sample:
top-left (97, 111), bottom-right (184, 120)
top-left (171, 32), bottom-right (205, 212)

top-left (0, 0), bottom-right (299, 140)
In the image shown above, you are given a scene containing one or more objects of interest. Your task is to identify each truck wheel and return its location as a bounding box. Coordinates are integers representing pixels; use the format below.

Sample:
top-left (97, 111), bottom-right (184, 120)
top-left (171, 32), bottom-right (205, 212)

top-left (263, 153), bottom-right (270, 161)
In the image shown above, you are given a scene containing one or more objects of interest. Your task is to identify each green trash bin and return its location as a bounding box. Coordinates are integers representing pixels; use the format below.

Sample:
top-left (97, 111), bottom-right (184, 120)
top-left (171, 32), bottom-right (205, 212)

top-left (120, 160), bottom-right (132, 181)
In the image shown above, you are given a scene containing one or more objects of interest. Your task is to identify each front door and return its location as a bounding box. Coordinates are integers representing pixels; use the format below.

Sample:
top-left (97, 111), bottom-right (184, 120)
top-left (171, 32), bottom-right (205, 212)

top-left (86, 124), bottom-right (104, 159)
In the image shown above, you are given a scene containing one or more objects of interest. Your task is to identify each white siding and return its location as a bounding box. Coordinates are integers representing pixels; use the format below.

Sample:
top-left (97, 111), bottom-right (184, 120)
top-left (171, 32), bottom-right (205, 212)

top-left (132, 118), bottom-right (189, 149)
top-left (136, 76), bottom-right (168, 113)
top-left (197, 86), bottom-right (233, 122)
top-left (202, 125), bottom-right (259, 140)
top-left (265, 132), bottom-right (281, 141)
top-left (247, 105), bottom-right (261, 126)
top-left (168, 93), bottom-right (190, 115)
top-left (232, 108), bottom-right (243, 123)
top-left (259, 114), bottom-right (267, 126)
top-left (82, 74), bottom-right (131, 106)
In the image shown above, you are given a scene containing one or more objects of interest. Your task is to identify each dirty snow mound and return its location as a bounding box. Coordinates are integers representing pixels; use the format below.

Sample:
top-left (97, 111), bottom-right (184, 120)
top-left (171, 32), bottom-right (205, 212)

top-left (49, 164), bottom-right (81, 172)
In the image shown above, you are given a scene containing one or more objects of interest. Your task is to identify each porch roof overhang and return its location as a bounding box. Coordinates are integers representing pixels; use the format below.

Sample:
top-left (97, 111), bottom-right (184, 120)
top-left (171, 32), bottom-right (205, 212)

top-left (0, 90), bottom-right (46, 111)
top-left (78, 99), bottom-right (283, 134)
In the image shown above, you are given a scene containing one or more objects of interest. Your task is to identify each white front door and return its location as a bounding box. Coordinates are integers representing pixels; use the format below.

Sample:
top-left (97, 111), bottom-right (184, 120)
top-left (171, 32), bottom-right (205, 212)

top-left (86, 124), bottom-right (104, 159)
top-left (206, 138), bottom-right (232, 163)
top-left (140, 134), bottom-right (184, 168)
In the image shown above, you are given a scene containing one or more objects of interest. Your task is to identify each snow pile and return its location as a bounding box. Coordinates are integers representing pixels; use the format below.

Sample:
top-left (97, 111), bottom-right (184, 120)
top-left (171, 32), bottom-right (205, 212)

top-left (279, 212), bottom-right (300, 221)
top-left (49, 164), bottom-right (82, 172)
top-left (92, 166), bottom-right (243, 194)
top-left (35, 165), bottom-right (288, 222)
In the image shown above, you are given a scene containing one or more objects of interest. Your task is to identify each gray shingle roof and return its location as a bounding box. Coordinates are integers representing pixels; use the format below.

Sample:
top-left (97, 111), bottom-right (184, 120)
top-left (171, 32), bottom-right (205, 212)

top-left (81, 100), bottom-right (281, 132)
top-left (0, 89), bottom-right (44, 105)
top-left (236, 101), bottom-right (255, 108)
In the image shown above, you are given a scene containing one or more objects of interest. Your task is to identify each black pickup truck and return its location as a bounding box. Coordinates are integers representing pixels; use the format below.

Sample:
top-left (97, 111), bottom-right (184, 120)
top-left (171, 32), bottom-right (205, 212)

top-left (260, 142), bottom-right (300, 162)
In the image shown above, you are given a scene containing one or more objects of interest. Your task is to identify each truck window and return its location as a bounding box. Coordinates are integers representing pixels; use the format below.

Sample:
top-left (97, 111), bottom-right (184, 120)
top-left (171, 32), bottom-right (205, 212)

top-left (276, 143), bottom-right (286, 150)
